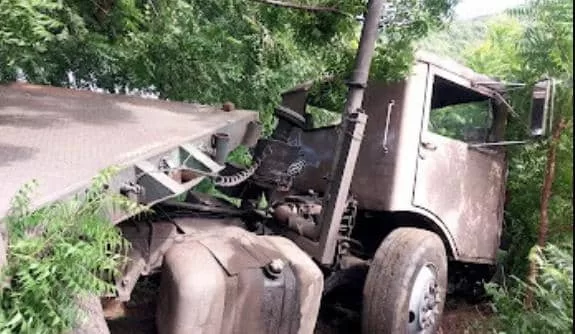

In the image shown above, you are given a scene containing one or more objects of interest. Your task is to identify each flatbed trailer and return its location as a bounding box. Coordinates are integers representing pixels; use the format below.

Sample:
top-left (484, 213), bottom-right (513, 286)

top-left (0, 83), bottom-right (259, 221)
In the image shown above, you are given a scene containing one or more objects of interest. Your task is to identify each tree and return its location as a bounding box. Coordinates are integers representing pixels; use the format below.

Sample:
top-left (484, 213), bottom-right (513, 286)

top-left (417, 15), bottom-right (491, 62)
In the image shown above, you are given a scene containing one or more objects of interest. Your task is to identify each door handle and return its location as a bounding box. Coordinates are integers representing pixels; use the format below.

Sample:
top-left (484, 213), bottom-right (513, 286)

top-left (382, 99), bottom-right (395, 153)
top-left (421, 141), bottom-right (437, 151)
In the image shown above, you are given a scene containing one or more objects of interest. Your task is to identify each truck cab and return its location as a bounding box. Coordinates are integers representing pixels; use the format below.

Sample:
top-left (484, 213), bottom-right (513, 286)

top-left (263, 51), bottom-right (509, 265)
top-left (230, 50), bottom-right (553, 333)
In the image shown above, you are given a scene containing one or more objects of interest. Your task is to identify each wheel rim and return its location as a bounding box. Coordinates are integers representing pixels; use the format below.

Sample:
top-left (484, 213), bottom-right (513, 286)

top-left (407, 263), bottom-right (441, 334)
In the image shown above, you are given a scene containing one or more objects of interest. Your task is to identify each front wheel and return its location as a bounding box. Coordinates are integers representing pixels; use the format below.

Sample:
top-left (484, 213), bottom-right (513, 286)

top-left (362, 227), bottom-right (447, 334)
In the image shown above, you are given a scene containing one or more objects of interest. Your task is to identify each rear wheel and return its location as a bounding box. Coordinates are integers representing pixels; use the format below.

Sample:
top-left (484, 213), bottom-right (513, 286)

top-left (362, 227), bottom-right (447, 334)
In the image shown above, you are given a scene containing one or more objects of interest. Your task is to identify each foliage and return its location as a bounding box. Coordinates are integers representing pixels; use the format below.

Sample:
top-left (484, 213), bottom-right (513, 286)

top-left (452, 1), bottom-right (572, 331)
top-left (507, 0), bottom-right (573, 81)
top-left (0, 0), bottom-right (86, 82)
top-left (306, 105), bottom-right (341, 127)
top-left (485, 243), bottom-right (573, 334)
top-left (417, 15), bottom-right (491, 62)
top-left (0, 168), bottom-right (147, 333)
top-left (461, 0), bottom-right (573, 276)
top-left (463, 16), bottom-right (525, 80)
top-left (429, 100), bottom-right (492, 141)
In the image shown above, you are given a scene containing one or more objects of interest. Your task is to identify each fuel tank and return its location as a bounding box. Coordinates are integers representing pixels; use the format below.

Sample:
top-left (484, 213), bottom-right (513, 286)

top-left (155, 218), bottom-right (323, 334)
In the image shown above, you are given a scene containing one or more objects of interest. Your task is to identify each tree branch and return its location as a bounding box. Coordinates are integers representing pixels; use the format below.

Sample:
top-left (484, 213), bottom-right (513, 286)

top-left (524, 116), bottom-right (569, 309)
top-left (251, 0), bottom-right (351, 16)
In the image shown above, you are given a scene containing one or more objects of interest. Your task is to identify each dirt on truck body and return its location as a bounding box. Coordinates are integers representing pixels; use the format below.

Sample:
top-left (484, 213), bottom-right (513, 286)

top-left (0, 0), bottom-right (555, 333)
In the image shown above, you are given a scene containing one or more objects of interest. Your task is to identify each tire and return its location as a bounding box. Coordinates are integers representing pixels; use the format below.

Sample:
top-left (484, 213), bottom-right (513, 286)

top-left (362, 227), bottom-right (447, 334)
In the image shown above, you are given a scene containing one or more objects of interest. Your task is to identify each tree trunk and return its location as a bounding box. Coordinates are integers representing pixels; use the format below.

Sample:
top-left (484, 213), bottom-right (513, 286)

top-left (69, 294), bottom-right (110, 334)
top-left (524, 117), bottom-right (568, 309)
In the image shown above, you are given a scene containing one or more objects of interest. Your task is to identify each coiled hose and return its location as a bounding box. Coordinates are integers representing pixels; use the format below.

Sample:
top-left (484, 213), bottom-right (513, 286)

top-left (212, 158), bottom-right (262, 187)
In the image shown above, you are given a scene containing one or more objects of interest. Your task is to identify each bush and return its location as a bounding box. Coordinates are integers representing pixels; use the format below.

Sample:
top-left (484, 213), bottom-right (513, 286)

top-left (0, 168), bottom-right (146, 333)
top-left (486, 243), bottom-right (573, 334)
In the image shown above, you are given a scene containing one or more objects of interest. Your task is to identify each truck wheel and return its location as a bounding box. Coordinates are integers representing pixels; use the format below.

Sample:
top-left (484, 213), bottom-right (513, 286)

top-left (362, 228), bottom-right (447, 334)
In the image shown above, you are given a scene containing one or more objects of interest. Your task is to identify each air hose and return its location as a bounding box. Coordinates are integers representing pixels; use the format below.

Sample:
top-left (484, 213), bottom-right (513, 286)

top-left (212, 159), bottom-right (262, 187)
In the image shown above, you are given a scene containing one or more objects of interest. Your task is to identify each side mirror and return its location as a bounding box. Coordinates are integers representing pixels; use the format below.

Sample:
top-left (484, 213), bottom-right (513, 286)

top-left (529, 79), bottom-right (554, 137)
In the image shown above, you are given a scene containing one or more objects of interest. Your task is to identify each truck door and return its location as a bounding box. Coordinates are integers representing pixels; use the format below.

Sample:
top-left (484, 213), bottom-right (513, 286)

top-left (413, 68), bottom-right (507, 263)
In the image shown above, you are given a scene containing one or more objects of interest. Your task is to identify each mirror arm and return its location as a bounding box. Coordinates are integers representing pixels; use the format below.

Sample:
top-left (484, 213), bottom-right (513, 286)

top-left (493, 91), bottom-right (520, 119)
top-left (493, 90), bottom-right (536, 135)
top-left (469, 140), bottom-right (529, 148)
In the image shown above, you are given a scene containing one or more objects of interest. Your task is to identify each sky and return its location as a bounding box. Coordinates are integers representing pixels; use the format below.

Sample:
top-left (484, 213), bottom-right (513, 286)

top-left (455, 0), bottom-right (527, 20)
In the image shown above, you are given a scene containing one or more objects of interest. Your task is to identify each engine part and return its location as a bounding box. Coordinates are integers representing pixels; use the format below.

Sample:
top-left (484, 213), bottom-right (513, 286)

top-left (322, 256), bottom-right (368, 298)
top-left (213, 160), bottom-right (261, 187)
top-left (158, 200), bottom-right (246, 217)
top-left (156, 222), bottom-right (323, 334)
top-left (116, 220), bottom-right (179, 301)
top-left (212, 132), bottom-right (231, 165)
top-left (273, 203), bottom-right (319, 239)
top-left (271, 196), bottom-right (323, 239)
top-left (251, 138), bottom-right (302, 191)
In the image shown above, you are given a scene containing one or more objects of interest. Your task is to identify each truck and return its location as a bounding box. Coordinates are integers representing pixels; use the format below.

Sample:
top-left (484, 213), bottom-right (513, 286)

top-left (0, 0), bottom-right (554, 333)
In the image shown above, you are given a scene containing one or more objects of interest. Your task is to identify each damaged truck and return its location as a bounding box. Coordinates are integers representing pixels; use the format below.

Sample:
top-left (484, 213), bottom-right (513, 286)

top-left (0, 0), bottom-right (555, 333)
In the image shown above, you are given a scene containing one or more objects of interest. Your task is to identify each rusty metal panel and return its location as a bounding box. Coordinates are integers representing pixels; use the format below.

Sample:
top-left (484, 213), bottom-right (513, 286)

top-left (287, 80), bottom-right (404, 199)
top-left (0, 83), bottom-right (258, 220)
top-left (413, 133), bottom-right (506, 262)
top-left (280, 87), bottom-right (310, 117)
top-left (280, 61), bottom-right (506, 262)
top-left (291, 126), bottom-right (338, 193)
top-left (413, 65), bottom-right (507, 263)
top-left (350, 80), bottom-right (409, 209)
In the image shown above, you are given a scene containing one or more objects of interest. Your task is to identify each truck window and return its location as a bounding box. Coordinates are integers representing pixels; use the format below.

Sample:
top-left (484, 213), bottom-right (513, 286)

top-left (429, 100), bottom-right (493, 143)
top-left (427, 76), bottom-right (494, 143)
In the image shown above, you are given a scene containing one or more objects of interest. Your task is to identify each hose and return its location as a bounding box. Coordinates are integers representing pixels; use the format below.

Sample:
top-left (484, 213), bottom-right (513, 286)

top-left (212, 159), bottom-right (261, 187)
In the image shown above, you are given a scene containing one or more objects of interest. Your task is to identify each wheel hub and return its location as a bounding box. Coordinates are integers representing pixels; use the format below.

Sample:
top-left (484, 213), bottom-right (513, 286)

top-left (407, 264), bottom-right (441, 334)
top-left (418, 280), bottom-right (440, 329)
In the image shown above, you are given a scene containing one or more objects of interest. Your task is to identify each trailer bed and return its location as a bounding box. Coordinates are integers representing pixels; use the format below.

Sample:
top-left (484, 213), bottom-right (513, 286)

top-left (0, 83), bottom-right (258, 220)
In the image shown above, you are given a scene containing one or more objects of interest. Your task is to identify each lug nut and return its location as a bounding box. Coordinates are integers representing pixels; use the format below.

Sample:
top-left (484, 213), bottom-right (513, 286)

top-left (265, 259), bottom-right (285, 279)
top-left (269, 259), bottom-right (285, 274)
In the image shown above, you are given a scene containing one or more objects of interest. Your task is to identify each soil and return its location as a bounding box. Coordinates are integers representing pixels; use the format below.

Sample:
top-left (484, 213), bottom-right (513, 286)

top-left (438, 299), bottom-right (493, 334)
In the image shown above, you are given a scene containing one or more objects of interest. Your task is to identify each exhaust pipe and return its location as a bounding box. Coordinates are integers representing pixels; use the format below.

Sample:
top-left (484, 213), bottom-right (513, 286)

top-left (313, 0), bottom-right (386, 265)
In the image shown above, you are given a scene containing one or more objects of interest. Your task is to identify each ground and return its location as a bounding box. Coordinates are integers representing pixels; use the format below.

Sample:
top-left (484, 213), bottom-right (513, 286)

top-left (438, 300), bottom-right (492, 334)
top-left (103, 274), bottom-right (493, 334)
